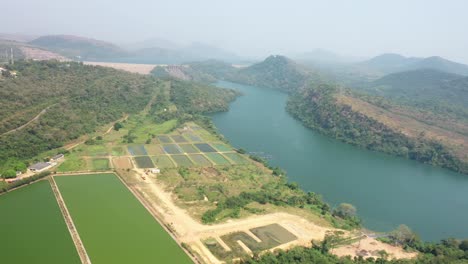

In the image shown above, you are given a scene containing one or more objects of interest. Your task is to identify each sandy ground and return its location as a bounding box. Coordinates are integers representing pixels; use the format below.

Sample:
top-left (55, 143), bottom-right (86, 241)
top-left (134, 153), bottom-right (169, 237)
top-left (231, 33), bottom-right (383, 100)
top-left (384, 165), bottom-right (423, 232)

top-left (112, 157), bottom-right (132, 169)
top-left (120, 168), bottom-right (415, 263)
top-left (83, 61), bottom-right (162, 74)
top-left (332, 236), bottom-right (417, 260)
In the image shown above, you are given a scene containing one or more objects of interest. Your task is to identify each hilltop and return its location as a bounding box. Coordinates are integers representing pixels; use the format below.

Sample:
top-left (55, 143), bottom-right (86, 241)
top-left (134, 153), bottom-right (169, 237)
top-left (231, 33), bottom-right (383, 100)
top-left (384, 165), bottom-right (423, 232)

top-left (357, 53), bottom-right (468, 76)
top-left (29, 35), bottom-right (129, 60)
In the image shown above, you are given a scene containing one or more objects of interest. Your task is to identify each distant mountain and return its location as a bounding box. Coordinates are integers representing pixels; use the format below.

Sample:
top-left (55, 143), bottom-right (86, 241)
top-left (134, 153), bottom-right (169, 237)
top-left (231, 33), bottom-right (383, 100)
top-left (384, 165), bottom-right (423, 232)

top-left (230, 55), bottom-right (323, 92)
top-left (358, 53), bottom-right (468, 76)
top-left (0, 39), bottom-right (67, 62)
top-left (181, 42), bottom-right (241, 62)
top-left (0, 33), bottom-right (38, 42)
top-left (29, 35), bottom-right (129, 60)
top-left (122, 37), bottom-right (181, 50)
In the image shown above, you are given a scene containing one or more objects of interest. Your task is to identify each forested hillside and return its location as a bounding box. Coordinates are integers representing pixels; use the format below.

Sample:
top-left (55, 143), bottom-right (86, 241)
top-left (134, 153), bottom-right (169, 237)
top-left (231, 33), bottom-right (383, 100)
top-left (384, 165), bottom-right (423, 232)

top-left (0, 60), bottom-right (238, 171)
top-left (365, 69), bottom-right (468, 121)
top-left (287, 84), bottom-right (468, 174)
top-left (228, 55), bottom-right (317, 93)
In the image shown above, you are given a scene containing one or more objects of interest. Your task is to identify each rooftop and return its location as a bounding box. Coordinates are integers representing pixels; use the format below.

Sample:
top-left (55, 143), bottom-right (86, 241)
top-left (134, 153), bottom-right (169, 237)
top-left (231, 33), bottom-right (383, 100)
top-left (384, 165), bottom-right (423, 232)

top-left (29, 162), bottom-right (51, 171)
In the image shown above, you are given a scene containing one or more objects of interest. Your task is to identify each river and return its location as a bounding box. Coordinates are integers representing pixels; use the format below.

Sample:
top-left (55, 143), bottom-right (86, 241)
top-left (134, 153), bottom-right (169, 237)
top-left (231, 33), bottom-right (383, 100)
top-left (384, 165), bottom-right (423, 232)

top-left (211, 81), bottom-right (468, 241)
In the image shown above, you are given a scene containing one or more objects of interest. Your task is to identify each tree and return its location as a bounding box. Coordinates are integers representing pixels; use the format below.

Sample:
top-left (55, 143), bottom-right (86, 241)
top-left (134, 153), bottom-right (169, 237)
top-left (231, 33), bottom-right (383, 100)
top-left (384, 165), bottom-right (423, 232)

top-left (333, 203), bottom-right (357, 219)
top-left (114, 122), bottom-right (123, 131)
top-left (460, 240), bottom-right (468, 251)
top-left (2, 169), bottom-right (17, 179)
top-left (390, 224), bottom-right (417, 245)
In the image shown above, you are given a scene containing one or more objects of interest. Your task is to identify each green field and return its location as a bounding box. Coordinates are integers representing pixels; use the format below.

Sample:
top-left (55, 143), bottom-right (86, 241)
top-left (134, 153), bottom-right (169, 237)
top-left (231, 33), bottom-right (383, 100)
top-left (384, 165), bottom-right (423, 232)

top-left (179, 144), bottom-right (200, 153)
top-left (194, 143), bottom-right (217, 153)
top-left (111, 146), bottom-right (127, 156)
top-left (206, 153), bottom-right (231, 165)
top-left (92, 158), bottom-right (110, 170)
top-left (55, 174), bottom-right (191, 264)
top-left (57, 153), bottom-right (86, 172)
top-left (0, 181), bottom-right (81, 263)
top-left (163, 144), bottom-right (183, 154)
top-left (171, 155), bottom-right (194, 167)
top-left (212, 143), bottom-right (232, 152)
top-left (157, 135), bottom-right (173, 143)
top-left (152, 155), bottom-right (175, 168)
top-left (145, 144), bottom-right (164, 155)
top-left (182, 132), bottom-right (202, 142)
top-left (171, 135), bottom-right (188, 143)
top-left (86, 145), bottom-right (108, 156)
top-left (188, 154), bottom-right (213, 166)
top-left (127, 145), bottom-right (148, 156)
top-left (134, 156), bottom-right (154, 168)
top-left (224, 153), bottom-right (248, 164)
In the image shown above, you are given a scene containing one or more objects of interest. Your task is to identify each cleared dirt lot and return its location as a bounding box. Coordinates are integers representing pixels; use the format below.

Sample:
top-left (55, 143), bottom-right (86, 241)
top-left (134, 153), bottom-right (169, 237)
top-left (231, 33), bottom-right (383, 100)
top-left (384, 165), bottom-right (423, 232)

top-left (84, 61), bottom-right (162, 74)
top-left (112, 157), bottom-right (133, 169)
top-left (118, 169), bottom-right (415, 263)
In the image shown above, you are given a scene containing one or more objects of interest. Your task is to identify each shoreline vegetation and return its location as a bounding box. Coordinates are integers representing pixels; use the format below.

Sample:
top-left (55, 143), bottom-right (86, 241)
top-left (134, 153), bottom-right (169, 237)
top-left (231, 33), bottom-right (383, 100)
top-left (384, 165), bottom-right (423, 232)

top-left (156, 56), bottom-right (468, 175)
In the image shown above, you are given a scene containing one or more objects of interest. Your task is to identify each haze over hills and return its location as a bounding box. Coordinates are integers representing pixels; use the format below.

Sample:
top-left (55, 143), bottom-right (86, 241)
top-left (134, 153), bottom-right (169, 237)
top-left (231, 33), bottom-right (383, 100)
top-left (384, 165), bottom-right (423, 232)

top-left (29, 35), bottom-right (130, 60)
top-left (357, 53), bottom-right (468, 76)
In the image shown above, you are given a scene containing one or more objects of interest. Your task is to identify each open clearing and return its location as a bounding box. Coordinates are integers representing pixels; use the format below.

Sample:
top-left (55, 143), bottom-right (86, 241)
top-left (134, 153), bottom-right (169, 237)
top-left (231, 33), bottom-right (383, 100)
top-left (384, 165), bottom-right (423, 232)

top-left (183, 132), bottom-right (202, 142)
top-left (0, 181), bottom-right (81, 264)
top-left (112, 157), bottom-right (133, 169)
top-left (134, 156), bottom-right (155, 168)
top-left (55, 174), bottom-right (191, 264)
top-left (91, 158), bottom-right (110, 170)
top-left (83, 61), bottom-right (158, 74)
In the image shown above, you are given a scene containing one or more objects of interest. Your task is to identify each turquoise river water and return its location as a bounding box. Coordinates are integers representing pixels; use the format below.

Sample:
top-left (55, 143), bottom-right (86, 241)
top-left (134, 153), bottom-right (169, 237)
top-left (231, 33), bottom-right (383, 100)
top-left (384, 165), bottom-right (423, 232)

top-left (211, 81), bottom-right (468, 241)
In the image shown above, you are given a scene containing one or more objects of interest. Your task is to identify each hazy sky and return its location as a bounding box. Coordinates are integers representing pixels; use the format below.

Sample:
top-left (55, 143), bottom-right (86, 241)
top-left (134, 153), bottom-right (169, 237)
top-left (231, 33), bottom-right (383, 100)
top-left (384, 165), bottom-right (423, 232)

top-left (3, 0), bottom-right (468, 63)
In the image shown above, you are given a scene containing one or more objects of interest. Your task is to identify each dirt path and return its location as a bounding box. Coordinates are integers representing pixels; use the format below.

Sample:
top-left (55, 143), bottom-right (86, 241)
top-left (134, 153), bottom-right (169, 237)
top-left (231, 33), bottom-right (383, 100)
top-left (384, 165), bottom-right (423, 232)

top-left (49, 177), bottom-right (92, 264)
top-left (0, 104), bottom-right (56, 137)
top-left (119, 168), bottom-right (416, 263)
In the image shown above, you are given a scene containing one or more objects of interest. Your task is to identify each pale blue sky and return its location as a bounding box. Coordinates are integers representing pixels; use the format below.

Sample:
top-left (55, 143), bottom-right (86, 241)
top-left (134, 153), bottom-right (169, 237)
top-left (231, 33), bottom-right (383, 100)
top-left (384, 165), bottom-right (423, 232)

top-left (3, 0), bottom-right (468, 62)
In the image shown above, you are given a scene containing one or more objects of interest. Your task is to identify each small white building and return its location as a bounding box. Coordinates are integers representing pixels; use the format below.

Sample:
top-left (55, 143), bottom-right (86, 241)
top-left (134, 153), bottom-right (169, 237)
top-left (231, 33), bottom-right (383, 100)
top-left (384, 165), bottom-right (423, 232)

top-left (150, 168), bottom-right (160, 174)
top-left (28, 162), bottom-right (52, 173)
top-left (50, 154), bottom-right (64, 162)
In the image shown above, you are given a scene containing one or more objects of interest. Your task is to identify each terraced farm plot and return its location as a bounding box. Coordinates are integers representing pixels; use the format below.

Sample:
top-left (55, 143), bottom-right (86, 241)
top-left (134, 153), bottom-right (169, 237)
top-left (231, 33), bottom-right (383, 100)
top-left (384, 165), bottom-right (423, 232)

top-left (206, 153), bottom-right (231, 165)
top-left (171, 155), bottom-right (194, 167)
top-left (134, 156), bottom-right (155, 168)
top-left (224, 153), bottom-right (248, 164)
top-left (183, 132), bottom-right (202, 142)
top-left (111, 146), bottom-right (127, 156)
top-left (145, 144), bottom-right (164, 155)
top-left (152, 155), bottom-right (175, 168)
top-left (157, 135), bottom-right (173, 143)
top-left (0, 181), bottom-right (81, 264)
top-left (55, 174), bottom-right (191, 264)
top-left (189, 154), bottom-right (213, 166)
top-left (112, 157), bottom-right (133, 169)
top-left (163, 144), bottom-right (183, 154)
top-left (250, 224), bottom-right (297, 245)
top-left (87, 145), bottom-right (108, 156)
top-left (179, 144), bottom-right (199, 153)
top-left (171, 135), bottom-right (188, 143)
top-left (221, 224), bottom-right (296, 254)
top-left (92, 158), bottom-right (110, 170)
top-left (194, 143), bottom-right (217, 153)
top-left (212, 143), bottom-right (232, 152)
top-left (127, 145), bottom-right (148, 156)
